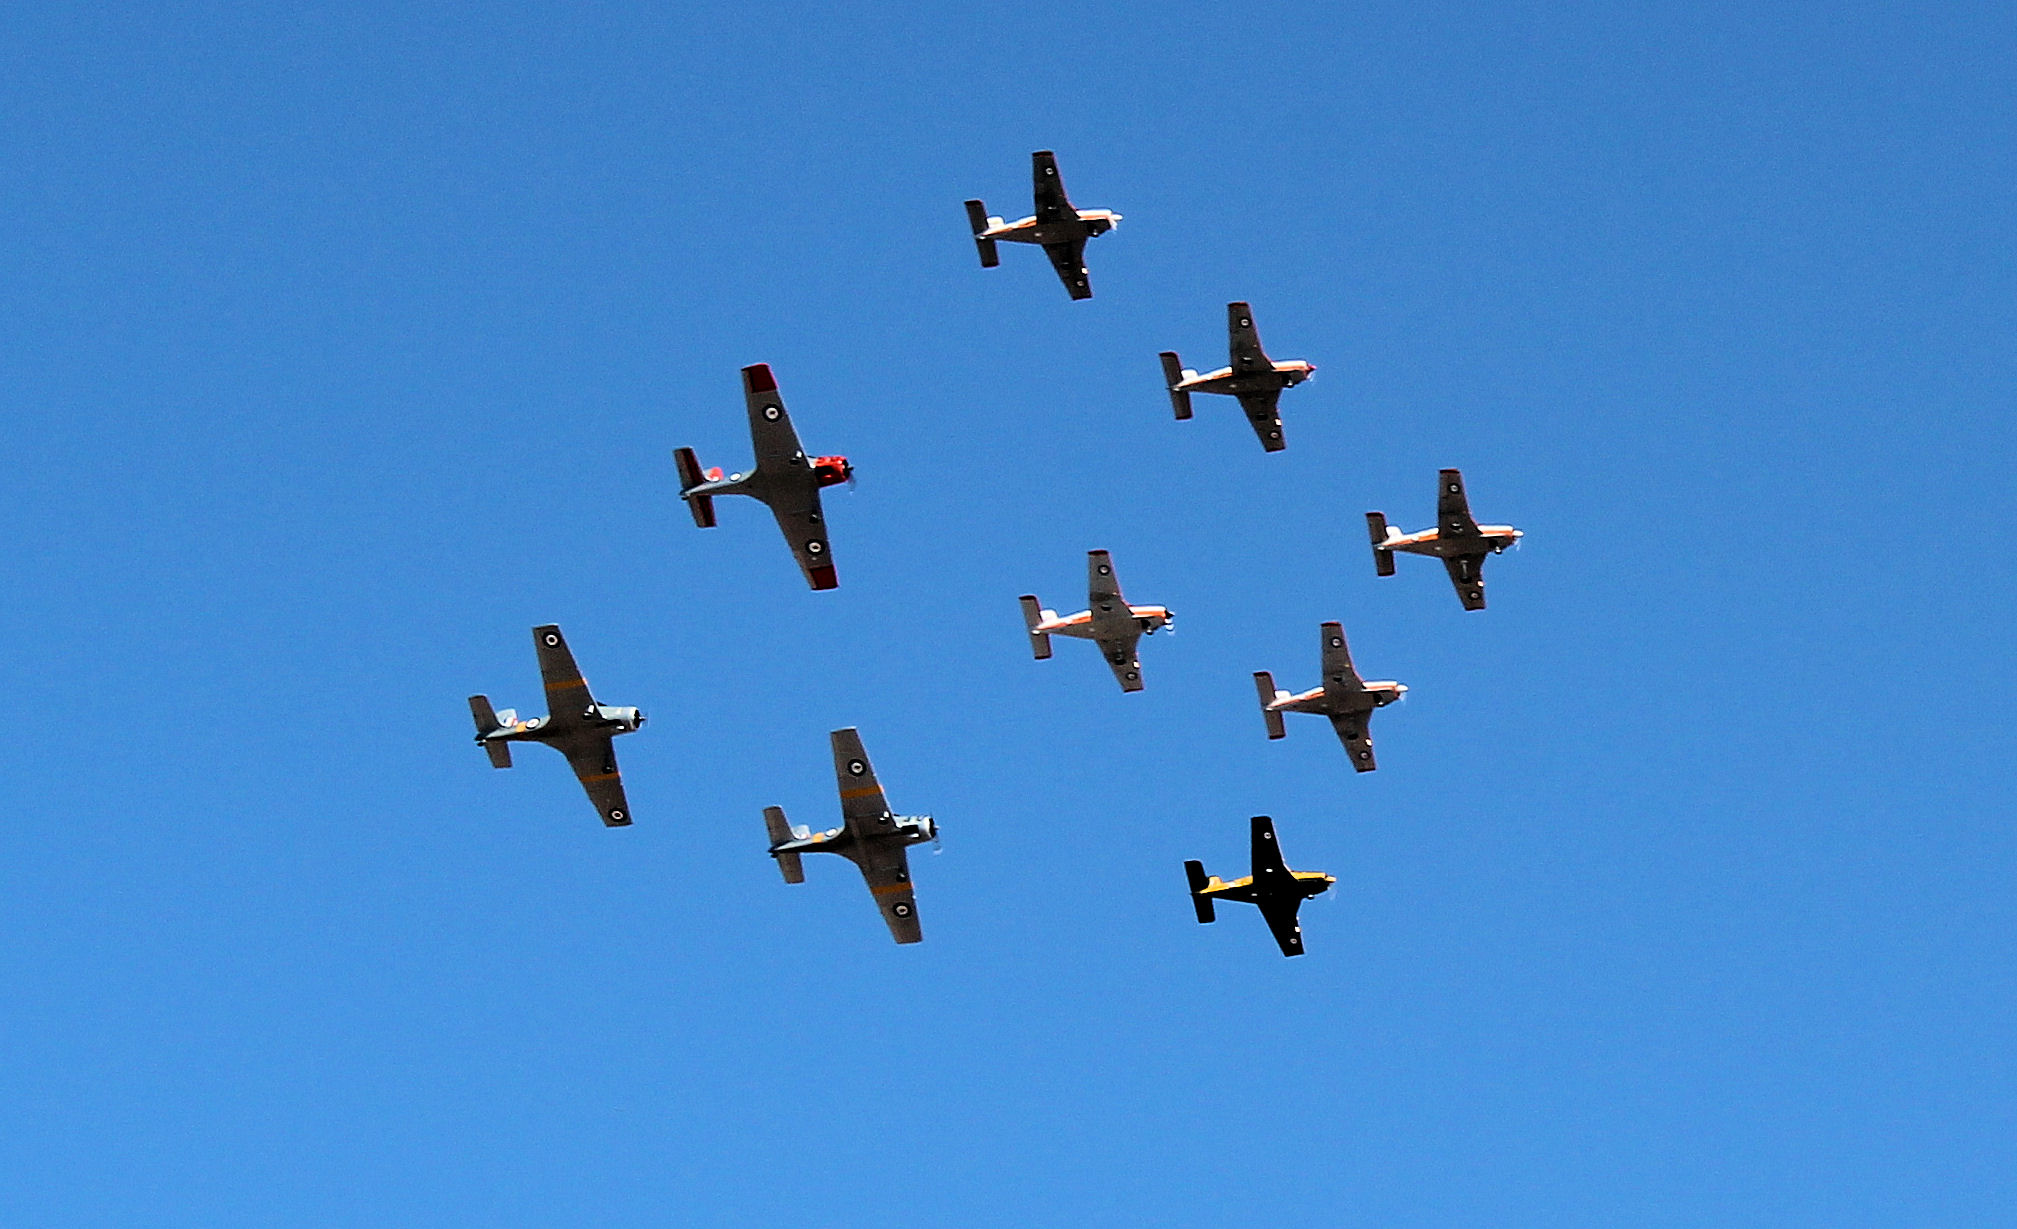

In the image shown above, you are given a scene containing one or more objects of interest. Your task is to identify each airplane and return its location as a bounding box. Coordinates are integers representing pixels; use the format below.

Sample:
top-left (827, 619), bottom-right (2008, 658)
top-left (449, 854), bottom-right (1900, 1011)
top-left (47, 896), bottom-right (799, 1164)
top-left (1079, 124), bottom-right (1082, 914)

top-left (964, 150), bottom-right (1122, 301)
top-left (764, 728), bottom-right (937, 945)
top-left (469, 624), bottom-right (646, 827)
top-left (1159, 301), bottom-right (1315, 452)
top-left (674, 363), bottom-right (852, 591)
top-left (1018, 550), bottom-right (1173, 693)
top-left (1185, 816), bottom-right (1336, 957)
top-left (1254, 621), bottom-right (1406, 771)
top-left (1368, 468), bottom-right (1523, 611)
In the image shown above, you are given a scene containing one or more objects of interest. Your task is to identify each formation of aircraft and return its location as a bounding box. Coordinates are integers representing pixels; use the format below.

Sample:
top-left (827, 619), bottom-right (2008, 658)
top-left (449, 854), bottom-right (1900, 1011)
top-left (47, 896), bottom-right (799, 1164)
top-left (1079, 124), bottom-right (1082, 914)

top-left (1160, 302), bottom-right (1315, 452)
top-left (466, 151), bottom-right (1522, 954)
top-left (1369, 468), bottom-right (1524, 611)
top-left (468, 624), bottom-right (646, 827)
top-left (965, 151), bottom-right (1121, 300)
top-left (764, 728), bottom-right (938, 944)
top-left (1186, 816), bottom-right (1336, 957)
top-left (1019, 550), bottom-right (1173, 692)
top-left (1254, 622), bottom-right (1407, 771)
top-left (674, 363), bottom-right (853, 591)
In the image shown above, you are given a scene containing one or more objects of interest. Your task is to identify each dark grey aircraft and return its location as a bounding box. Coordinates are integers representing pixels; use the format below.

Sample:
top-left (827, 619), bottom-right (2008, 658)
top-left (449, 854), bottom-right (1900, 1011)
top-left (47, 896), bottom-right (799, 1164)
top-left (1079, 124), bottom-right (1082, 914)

top-left (1186, 816), bottom-right (1336, 957)
top-left (964, 151), bottom-right (1122, 301)
top-left (764, 728), bottom-right (937, 945)
top-left (675, 363), bottom-right (852, 591)
top-left (1254, 621), bottom-right (1407, 771)
top-left (1160, 302), bottom-right (1315, 452)
top-left (1018, 550), bottom-right (1174, 693)
top-left (469, 624), bottom-right (645, 827)
top-left (1368, 468), bottom-right (1523, 611)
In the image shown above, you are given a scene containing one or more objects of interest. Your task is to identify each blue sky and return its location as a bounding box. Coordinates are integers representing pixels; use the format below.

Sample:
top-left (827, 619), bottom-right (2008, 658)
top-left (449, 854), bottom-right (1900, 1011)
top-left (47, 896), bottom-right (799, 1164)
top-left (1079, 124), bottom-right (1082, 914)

top-left (1, 2), bottom-right (2012, 1224)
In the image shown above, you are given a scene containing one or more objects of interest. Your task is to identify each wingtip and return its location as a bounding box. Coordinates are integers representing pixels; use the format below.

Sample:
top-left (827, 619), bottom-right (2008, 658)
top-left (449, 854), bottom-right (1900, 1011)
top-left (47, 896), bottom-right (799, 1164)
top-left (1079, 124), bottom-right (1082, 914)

top-left (809, 565), bottom-right (839, 590)
top-left (742, 363), bottom-right (778, 392)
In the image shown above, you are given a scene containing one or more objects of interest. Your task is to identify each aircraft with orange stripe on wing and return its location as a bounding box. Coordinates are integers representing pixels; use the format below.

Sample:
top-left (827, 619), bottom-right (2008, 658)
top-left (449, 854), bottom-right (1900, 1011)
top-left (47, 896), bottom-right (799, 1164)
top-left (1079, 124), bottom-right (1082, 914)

top-left (675, 363), bottom-right (853, 591)
top-left (1254, 621), bottom-right (1407, 772)
top-left (1160, 302), bottom-right (1315, 452)
top-left (764, 728), bottom-right (937, 945)
top-left (1367, 468), bottom-right (1523, 611)
top-left (964, 150), bottom-right (1121, 301)
top-left (469, 624), bottom-right (645, 827)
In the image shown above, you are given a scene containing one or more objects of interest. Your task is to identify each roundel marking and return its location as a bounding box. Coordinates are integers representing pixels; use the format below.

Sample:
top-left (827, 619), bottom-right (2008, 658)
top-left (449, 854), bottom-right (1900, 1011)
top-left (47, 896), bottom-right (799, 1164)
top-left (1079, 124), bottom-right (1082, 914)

top-left (892, 901), bottom-right (913, 917)
top-left (527, 717), bottom-right (542, 728)
top-left (1449, 482), bottom-right (1461, 492)
top-left (1125, 671), bottom-right (1139, 681)
top-left (848, 759), bottom-right (866, 776)
top-left (1358, 749), bottom-right (1371, 759)
top-left (806, 539), bottom-right (824, 554)
top-left (544, 633), bottom-right (560, 645)
top-left (764, 405), bottom-right (781, 420)
top-left (1097, 564), bottom-right (1110, 575)
top-left (1238, 317), bottom-right (1251, 328)
top-left (1329, 636), bottom-right (1343, 647)
top-left (609, 809), bottom-right (625, 821)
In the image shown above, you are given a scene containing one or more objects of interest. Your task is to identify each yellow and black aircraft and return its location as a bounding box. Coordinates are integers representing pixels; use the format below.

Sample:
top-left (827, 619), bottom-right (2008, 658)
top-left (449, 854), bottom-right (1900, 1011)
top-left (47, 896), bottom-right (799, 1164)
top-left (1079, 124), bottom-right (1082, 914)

top-left (1186, 816), bottom-right (1335, 957)
top-left (469, 624), bottom-right (646, 827)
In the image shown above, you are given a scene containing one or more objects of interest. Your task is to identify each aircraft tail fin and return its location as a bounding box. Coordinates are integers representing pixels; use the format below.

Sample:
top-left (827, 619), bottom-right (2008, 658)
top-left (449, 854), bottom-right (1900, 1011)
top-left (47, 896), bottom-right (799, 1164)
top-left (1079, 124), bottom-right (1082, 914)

top-left (468, 695), bottom-right (512, 768)
top-left (674, 447), bottom-right (718, 528)
top-left (1018, 595), bottom-right (1053, 660)
top-left (1185, 860), bottom-right (1217, 923)
top-left (763, 806), bottom-right (805, 884)
top-left (964, 200), bottom-right (1000, 267)
top-left (1253, 672), bottom-right (1287, 740)
top-left (1367, 512), bottom-right (1396, 576)
top-left (1159, 352), bottom-right (1194, 420)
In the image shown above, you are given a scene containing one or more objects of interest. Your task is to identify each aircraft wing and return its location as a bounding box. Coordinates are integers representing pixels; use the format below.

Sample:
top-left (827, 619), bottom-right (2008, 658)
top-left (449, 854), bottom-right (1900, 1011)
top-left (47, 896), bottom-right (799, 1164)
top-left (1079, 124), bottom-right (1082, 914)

top-left (1235, 390), bottom-right (1286, 451)
top-left (1228, 302), bottom-right (1273, 373)
top-left (1098, 635), bottom-right (1145, 692)
top-left (742, 363), bottom-right (809, 474)
top-left (1437, 468), bottom-right (1481, 539)
top-left (1329, 711), bottom-right (1377, 772)
top-left (1320, 622), bottom-right (1366, 693)
top-left (832, 727), bottom-right (891, 827)
top-left (1043, 238), bottom-right (1092, 300)
top-left (533, 624), bottom-right (594, 719)
top-left (563, 737), bottom-right (633, 826)
top-left (1444, 554), bottom-right (1487, 611)
top-left (857, 850), bottom-right (923, 944)
top-left (1257, 896), bottom-right (1307, 956)
top-left (766, 485), bottom-right (837, 590)
top-left (1250, 815), bottom-right (1290, 877)
top-left (1032, 150), bottom-right (1074, 223)
top-left (1088, 550), bottom-right (1123, 604)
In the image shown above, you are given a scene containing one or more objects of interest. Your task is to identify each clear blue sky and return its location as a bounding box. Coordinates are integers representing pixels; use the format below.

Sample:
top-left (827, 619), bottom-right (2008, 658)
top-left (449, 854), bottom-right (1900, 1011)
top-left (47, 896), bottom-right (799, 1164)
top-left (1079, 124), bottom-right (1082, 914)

top-left (1, 2), bottom-right (2012, 1225)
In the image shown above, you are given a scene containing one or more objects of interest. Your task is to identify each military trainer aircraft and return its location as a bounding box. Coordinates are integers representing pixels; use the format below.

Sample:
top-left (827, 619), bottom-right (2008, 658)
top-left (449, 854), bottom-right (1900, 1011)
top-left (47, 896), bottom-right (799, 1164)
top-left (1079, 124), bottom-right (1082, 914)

top-left (964, 150), bottom-right (1121, 300)
top-left (1186, 816), bottom-right (1336, 957)
top-left (1368, 468), bottom-right (1523, 611)
top-left (1254, 621), bottom-right (1407, 771)
top-left (675, 363), bottom-right (852, 590)
top-left (764, 728), bottom-right (937, 945)
top-left (469, 624), bottom-right (645, 827)
top-left (1018, 550), bottom-right (1173, 693)
top-left (1160, 302), bottom-right (1315, 452)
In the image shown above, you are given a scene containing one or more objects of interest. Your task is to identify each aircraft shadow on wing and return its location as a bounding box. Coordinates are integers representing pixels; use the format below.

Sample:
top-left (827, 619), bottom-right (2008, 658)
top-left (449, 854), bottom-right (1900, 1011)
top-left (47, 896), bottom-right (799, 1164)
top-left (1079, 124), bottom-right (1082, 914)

top-left (469, 624), bottom-right (645, 827)
top-left (1018, 549), bottom-right (1173, 693)
top-left (675, 363), bottom-right (853, 591)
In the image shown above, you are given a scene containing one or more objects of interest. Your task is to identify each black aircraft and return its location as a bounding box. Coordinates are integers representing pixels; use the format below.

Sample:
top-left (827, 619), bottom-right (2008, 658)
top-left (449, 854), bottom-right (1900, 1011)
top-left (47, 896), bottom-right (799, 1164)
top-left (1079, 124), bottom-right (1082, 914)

top-left (469, 624), bottom-right (645, 827)
top-left (964, 151), bottom-right (1122, 300)
top-left (764, 728), bottom-right (937, 945)
top-left (1160, 302), bottom-right (1316, 452)
top-left (1186, 816), bottom-right (1336, 957)
top-left (1368, 468), bottom-right (1524, 611)
top-left (676, 363), bottom-right (853, 590)
top-left (1254, 622), bottom-right (1407, 771)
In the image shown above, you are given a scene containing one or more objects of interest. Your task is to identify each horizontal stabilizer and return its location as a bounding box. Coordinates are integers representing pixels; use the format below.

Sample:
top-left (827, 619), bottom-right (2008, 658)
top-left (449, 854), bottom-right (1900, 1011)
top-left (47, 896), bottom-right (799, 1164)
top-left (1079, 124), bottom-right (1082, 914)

top-left (1159, 352), bottom-right (1193, 420)
top-left (1018, 595), bottom-right (1053, 660)
top-left (964, 200), bottom-right (1000, 267)
top-left (1367, 512), bottom-right (1396, 576)
top-left (470, 695), bottom-right (515, 766)
top-left (1185, 860), bottom-right (1216, 923)
top-left (1254, 672), bottom-right (1287, 740)
top-left (484, 741), bottom-right (512, 769)
top-left (673, 447), bottom-right (717, 528)
top-left (764, 806), bottom-right (805, 884)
